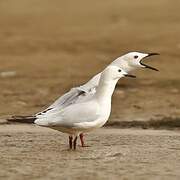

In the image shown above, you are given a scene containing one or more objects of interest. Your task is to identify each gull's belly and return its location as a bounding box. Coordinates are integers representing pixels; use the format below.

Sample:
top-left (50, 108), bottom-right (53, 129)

top-left (94, 112), bottom-right (110, 128)
top-left (50, 126), bottom-right (80, 135)
top-left (73, 106), bottom-right (111, 130)
top-left (49, 125), bottom-right (99, 135)
top-left (49, 111), bottom-right (110, 135)
top-left (41, 103), bottom-right (111, 135)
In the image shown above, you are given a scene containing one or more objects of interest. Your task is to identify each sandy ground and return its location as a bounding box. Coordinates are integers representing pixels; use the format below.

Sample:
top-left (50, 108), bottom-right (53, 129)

top-left (0, 0), bottom-right (180, 179)
top-left (0, 125), bottom-right (180, 180)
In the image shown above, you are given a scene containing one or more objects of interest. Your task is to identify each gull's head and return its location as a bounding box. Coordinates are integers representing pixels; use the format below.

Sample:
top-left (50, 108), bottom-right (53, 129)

top-left (112, 52), bottom-right (159, 72)
top-left (102, 66), bottom-right (136, 81)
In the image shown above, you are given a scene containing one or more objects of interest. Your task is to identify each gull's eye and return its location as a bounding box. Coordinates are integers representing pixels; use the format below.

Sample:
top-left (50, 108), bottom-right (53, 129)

top-left (134, 55), bottom-right (138, 59)
top-left (118, 69), bottom-right (121, 72)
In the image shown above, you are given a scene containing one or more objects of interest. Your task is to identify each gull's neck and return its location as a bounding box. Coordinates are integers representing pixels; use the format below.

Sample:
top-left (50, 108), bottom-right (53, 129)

top-left (111, 58), bottom-right (134, 72)
top-left (95, 77), bottom-right (118, 104)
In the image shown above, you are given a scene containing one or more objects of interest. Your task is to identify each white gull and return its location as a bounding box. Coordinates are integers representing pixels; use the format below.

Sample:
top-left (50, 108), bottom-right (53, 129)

top-left (35, 66), bottom-right (136, 149)
top-left (36, 52), bottom-right (159, 146)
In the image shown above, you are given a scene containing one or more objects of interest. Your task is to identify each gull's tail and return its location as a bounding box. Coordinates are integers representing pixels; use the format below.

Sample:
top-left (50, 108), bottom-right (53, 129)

top-left (7, 115), bottom-right (36, 124)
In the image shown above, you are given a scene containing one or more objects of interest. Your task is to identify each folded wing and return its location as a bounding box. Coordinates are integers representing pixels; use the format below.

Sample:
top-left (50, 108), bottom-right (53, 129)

top-left (35, 100), bottom-right (100, 128)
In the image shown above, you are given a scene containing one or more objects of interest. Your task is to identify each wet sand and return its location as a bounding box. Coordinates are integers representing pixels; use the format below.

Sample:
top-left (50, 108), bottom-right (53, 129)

top-left (0, 125), bottom-right (180, 180)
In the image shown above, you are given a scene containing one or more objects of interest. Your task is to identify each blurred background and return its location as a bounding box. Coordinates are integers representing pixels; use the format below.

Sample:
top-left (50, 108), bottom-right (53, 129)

top-left (0, 0), bottom-right (180, 123)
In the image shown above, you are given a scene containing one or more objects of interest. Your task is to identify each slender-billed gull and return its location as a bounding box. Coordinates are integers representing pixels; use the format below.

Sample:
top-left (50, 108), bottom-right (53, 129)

top-left (37, 52), bottom-right (159, 146)
top-left (39, 52), bottom-right (159, 113)
top-left (8, 52), bottom-right (159, 146)
top-left (34, 66), bottom-right (136, 149)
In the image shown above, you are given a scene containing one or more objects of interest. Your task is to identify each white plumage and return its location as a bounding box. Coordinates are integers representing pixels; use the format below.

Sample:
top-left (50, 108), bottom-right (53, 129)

top-left (35, 66), bottom-right (133, 149)
top-left (37, 52), bottom-right (158, 116)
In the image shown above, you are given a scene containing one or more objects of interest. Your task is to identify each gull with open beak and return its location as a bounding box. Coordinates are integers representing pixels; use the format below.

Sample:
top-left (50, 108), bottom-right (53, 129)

top-left (110, 52), bottom-right (159, 72)
top-left (8, 52), bottom-right (159, 147)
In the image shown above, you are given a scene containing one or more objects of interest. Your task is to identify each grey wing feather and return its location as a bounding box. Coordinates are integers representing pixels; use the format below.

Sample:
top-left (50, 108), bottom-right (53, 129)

top-left (36, 88), bottom-right (84, 116)
top-left (48, 88), bottom-right (84, 109)
top-left (36, 72), bottom-right (102, 116)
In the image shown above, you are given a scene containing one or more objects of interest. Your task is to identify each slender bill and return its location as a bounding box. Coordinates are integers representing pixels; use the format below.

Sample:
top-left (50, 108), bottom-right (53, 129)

top-left (140, 53), bottom-right (159, 71)
top-left (124, 74), bottom-right (136, 78)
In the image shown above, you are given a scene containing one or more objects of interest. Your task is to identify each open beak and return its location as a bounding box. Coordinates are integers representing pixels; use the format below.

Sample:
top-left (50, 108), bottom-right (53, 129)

top-left (124, 74), bottom-right (136, 78)
top-left (140, 53), bottom-right (159, 71)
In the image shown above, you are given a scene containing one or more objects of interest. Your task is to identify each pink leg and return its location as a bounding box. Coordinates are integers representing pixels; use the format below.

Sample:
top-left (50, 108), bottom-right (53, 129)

top-left (73, 136), bottom-right (78, 150)
top-left (80, 133), bottom-right (85, 147)
top-left (69, 136), bottom-right (73, 149)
